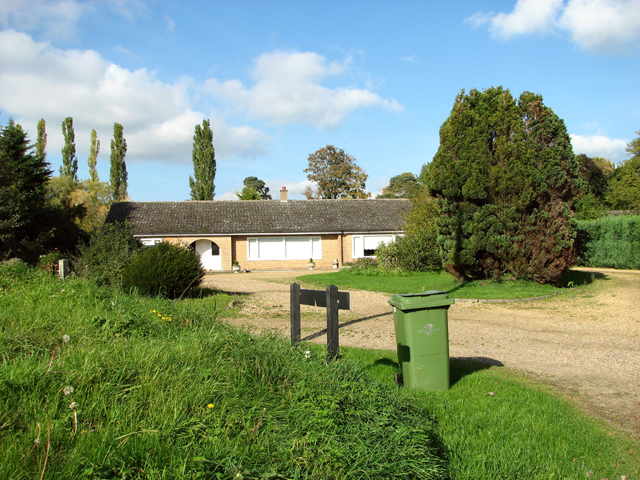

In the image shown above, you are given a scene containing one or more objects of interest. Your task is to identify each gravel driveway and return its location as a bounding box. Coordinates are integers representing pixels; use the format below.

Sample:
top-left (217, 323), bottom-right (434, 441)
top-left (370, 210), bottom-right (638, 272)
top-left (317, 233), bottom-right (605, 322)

top-left (204, 268), bottom-right (640, 437)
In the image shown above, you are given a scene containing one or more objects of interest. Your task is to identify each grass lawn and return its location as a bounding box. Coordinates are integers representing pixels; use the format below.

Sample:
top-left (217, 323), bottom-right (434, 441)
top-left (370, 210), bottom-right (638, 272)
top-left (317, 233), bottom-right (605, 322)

top-left (1, 262), bottom-right (637, 479)
top-left (296, 268), bottom-right (596, 299)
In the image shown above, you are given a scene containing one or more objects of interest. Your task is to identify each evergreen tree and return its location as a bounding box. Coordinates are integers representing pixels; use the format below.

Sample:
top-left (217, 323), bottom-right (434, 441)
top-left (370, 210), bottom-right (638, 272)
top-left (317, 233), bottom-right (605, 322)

top-left (60, 117), bottom-right (78, 180)
top-left (243, 176), bottom-right (271, 199)
top-left (0, 119), bottom-right (52, 261)
top-left (304, 145), bottom-right (369, 199)
top-left (236, 186), bottom-right (261, 200)
top-left (428, 87), bottom-right (579, 284)
top-left (189, 119), bottom-right (216, 200)
top-left (88, 129), bottom-right (100, 182)
top-left (36, 118), bottom-right (47, 162)
top-left (109, 123), bottom-right (128, 201)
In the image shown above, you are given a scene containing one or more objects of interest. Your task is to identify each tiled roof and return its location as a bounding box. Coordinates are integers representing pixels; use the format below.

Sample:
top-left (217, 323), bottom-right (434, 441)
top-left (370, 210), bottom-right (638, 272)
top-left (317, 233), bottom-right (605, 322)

top-left (105, 199), bottom-right (411, 236)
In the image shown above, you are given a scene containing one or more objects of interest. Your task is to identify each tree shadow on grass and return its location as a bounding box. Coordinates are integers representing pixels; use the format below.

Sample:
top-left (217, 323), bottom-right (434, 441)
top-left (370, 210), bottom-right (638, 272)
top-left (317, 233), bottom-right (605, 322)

top-left (558, 269), bottom-right (607, 287)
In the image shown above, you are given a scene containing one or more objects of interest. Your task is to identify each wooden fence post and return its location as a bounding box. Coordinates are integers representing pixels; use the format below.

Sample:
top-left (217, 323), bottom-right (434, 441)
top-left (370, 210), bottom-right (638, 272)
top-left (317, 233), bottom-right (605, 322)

top-left (58, 259), bottom-right (69, 280)
top-left (326, 285), bottom-right (339, 358)
top-left (290, 283), bottom-right (301, 344)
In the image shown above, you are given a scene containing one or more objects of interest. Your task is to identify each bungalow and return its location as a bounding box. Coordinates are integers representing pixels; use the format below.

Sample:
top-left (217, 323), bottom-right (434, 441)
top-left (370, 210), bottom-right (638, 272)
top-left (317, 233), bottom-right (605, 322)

top-left (105, 187), bottom-right (411, 271)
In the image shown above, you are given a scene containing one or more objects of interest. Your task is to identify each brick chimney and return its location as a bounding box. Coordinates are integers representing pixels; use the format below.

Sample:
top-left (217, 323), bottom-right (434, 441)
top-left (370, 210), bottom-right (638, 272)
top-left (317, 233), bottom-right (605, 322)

top-left (280, 187), bottom-right (288, 202)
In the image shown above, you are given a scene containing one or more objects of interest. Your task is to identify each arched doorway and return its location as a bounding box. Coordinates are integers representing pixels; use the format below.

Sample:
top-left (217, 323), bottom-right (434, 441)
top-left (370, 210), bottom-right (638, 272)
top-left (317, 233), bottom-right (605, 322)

top-left (193, 239), bottom-right (222, 271)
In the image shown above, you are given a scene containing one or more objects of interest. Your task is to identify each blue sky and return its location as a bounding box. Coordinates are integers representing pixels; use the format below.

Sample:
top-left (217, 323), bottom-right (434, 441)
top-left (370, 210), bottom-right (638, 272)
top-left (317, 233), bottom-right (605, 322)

top-left (1, 0), bottom-right (639, 201)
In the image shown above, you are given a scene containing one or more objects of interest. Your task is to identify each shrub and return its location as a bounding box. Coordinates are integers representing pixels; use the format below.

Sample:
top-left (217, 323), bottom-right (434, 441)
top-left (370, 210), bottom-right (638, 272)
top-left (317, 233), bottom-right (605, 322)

top-left (121, 241), bottom-right (204, 298)
top-left (78, 222), bottom-right (143, 286)
top-left (575, 215), bottom-right (640, 269)
top-left (348, 257), bottom-right (379, 271)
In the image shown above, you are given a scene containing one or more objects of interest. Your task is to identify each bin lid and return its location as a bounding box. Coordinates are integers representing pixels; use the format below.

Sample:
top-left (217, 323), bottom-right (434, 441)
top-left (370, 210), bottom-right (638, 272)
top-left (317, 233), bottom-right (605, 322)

top-left (388, 290), bottom-right (455, 310)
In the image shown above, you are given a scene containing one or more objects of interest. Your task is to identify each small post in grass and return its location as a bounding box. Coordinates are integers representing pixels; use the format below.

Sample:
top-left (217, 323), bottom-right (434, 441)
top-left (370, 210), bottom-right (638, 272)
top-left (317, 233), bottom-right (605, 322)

top-left (290, 283), bottom-right (301, 344)
top-left (58, 259), bottom-right (69, 280)
top-left (326, 285), bottom-right (339, 358)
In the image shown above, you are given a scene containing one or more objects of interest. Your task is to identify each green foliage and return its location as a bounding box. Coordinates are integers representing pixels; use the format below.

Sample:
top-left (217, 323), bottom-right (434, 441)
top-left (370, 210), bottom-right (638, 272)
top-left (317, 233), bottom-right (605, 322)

top-left (428, 87), bottom-right (579, 284)
top-left (573, 154), bottom-right (615, 220)
top-left (1, 119), bottom-right (83, 263)
top-left (60, 117), bottom-right (78, 180)
top-left (606, 158), bottom-right (640, 211)
top-left (304, 145), bottom-right (369, 199)
top-left (122, 241), bottom-right (205, 298)
top-left (189, 119), bottom-right (216, 200)
top-left (243, 176), bottom-right (271, 199)
top-left (378, 172), bottom-right (423, 198)
top-left (78, 222), bottom-right (143, 286)
top-left (36, 118), bottom-right (46, 162)
top-left (575, 215), bottom-right (640, 269)
top-left (235, 186), bottom-right (260, 200)
top-left (87, 128), bottom-right (100, 183)
top-left (0, 268), bottom-right (446, 479)
top-left (377, 193), bottom-right (442, 271)
top-left (345, 257), bottom-right (380, 271)
top-left (109, 122), bottom-right (128, 201)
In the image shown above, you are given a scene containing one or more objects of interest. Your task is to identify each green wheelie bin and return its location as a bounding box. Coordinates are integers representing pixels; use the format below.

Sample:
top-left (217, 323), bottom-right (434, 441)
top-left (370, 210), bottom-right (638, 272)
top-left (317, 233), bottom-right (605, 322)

top-left (388, 290), bottom-right (455, 390)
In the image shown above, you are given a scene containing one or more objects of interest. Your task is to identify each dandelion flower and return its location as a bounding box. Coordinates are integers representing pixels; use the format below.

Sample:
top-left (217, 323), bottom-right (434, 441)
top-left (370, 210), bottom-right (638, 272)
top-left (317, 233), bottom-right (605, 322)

top-left (166, 317), bottom-right (172, 322)
top-left (63, 386), bottom-right (74, 395)
top-left (207, 404), bottom-right (214, 409)
top-left (62, 335), bottom-right (70, 343)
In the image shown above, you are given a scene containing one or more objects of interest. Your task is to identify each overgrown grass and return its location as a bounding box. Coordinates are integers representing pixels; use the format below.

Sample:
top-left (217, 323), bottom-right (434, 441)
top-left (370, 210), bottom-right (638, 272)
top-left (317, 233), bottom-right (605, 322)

top-left (0, 264), bottom-right (445, 479)
top-left (304, 343), bottom-right (640, 480)
top-left (297, 268), bottom-right (596, 299)
top-left (2, 264), bottom-right (637, 479)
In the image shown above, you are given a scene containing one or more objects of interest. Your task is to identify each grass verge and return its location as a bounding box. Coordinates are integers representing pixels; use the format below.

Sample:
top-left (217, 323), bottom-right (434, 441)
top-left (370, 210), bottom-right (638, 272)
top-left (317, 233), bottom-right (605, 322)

top-left (296, 268), bottom-right (598, 299)
top-left (304, 343), bottom-right (640, 480)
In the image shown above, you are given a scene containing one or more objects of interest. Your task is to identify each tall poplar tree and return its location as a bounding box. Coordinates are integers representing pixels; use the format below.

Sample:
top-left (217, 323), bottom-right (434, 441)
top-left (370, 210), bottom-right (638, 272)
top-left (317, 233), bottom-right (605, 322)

top-left (36, 118), bottom-right (47, 162)
top-left (88, 129), bottom-right (100, 182)
top-left (189, 119), bottom-right (216, 200)
top-left (60, 117), bottom-right (78, 180)
top-left (109, 123), bottom-right (128, 201)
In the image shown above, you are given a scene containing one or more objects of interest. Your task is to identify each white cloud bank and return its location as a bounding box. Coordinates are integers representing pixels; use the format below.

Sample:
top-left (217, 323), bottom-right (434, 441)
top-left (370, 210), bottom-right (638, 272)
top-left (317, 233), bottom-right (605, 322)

top-left (0, 29), bottom-right (268, 162)
top-left (467, 0), bottom-right (640, 54)
top-left (205, 51), bottom-right (403, 129)
top-left (570, 133), bottom-right (628, 161)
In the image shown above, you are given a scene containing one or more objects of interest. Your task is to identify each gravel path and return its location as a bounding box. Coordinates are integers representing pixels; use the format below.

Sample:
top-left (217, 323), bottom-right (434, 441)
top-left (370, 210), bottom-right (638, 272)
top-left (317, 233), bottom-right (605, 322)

top-left (204, 268), bottom-right (640, 437)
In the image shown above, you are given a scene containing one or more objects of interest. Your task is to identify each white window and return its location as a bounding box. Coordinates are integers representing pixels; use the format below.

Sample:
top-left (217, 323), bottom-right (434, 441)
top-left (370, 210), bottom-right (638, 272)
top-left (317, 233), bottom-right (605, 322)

top-left (247, 237), bottom-right (322, 261)
top-left (140, 238), bottom-right (162, 247)
top-left (352, 234), bottom-right (398, 258)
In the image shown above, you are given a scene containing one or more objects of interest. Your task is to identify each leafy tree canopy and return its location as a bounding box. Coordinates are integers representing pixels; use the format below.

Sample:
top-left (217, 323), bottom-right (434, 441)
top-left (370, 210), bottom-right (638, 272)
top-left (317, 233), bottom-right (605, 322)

top-left (304, 145), bottom-right (369, 199)
top-left (606, 131), bottom-right (640, 211)
top-left (378, 172), bottom-right (423, 198)
top-left (428, 87), bottom-right (579, 284)
top-left (236, 186), bottom-right (261, 200)
top-left (243, 176), bottom-right (271, 199)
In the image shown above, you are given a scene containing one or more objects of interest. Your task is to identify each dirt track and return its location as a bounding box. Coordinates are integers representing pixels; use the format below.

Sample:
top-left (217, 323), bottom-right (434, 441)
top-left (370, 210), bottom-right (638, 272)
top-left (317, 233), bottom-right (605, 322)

top-left (203, 268), bottom-right (640, 437)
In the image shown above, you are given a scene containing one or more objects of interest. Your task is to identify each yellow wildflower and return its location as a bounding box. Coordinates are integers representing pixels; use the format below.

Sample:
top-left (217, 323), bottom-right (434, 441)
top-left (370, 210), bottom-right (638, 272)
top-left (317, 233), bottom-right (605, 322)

top-left (207, 404), bottom-right (214, 409)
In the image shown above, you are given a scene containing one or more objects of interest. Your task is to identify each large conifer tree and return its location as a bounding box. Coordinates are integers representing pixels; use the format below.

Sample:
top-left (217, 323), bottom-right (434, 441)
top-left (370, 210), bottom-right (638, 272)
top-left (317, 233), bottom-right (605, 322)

top-left (189, 119), bottom-right (216, 200)
top-left (428, 87), bottom-right (579, 284)
top-left (109, 123), bottom-right (128, 201)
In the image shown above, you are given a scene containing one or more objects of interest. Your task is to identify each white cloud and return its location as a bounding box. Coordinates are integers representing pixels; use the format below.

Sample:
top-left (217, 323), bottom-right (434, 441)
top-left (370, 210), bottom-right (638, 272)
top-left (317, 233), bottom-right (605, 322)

top-left (0, 0), bottom-right (88, 40)
top-left (570, 133), bottom-right (628, 162)
top-left (0, 30), bottom-right (267, 163)
top-left (466, 0), bottom-right (640, 54)
top-left (163, 13), bottom-right (175, 31)
top-left (559, 0), bottom-right (640, 53)
top-left (490, 0), bottom-right (562, 37)
top-left (205, 51), bottom-right (403, 128)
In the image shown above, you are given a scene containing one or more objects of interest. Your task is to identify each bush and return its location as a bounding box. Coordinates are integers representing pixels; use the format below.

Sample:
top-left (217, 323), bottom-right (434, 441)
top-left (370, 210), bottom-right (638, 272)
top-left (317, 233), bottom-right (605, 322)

top-left (78, 222), bottom-right (143, 286)
top-left (575, 215), bottom-right (640, 269)
top-left (346, 257), bottom-right (380, 271)
top-left (376, 193), bottom-right (442, 272)
top-left (122, 241), bottom-right (205, 298)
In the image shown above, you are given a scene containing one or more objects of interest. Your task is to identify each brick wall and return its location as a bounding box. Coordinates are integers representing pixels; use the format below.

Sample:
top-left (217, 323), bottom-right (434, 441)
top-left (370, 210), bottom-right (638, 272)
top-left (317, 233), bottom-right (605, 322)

top-left (163, 236), bottom-right (233, 271)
